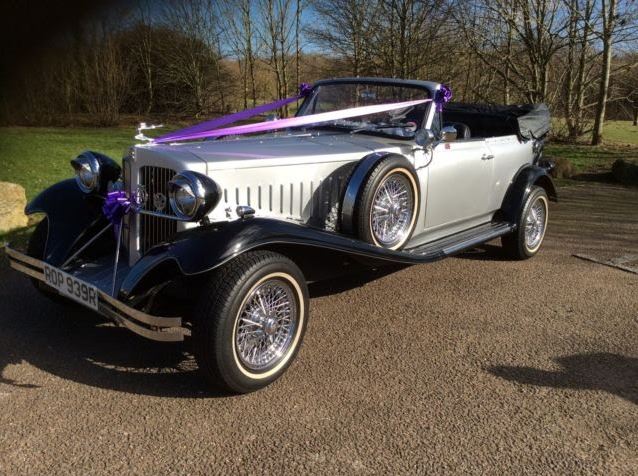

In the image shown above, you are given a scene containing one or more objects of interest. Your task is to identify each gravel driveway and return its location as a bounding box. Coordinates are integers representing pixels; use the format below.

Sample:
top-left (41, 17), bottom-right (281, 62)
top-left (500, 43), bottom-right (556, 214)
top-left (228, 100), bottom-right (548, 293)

top-left (1, 183), bottom-right (636, 474)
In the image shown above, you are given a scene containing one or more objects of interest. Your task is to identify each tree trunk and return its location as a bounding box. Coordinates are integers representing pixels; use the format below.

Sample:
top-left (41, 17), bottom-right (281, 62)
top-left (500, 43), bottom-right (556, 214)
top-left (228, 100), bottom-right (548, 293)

top-left (240, 58), bottom-right (247, 110)
top-left (633, 107), bottom-right (637, 126)
top-left (591, 0), bottom-right (616, 145)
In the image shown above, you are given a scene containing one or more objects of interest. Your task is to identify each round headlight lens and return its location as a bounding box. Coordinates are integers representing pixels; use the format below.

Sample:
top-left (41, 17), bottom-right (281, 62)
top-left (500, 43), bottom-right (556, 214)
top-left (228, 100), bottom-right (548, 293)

top-left (71, 155), bottom-right (100, 193)
top-left (171, 179), bottom-right (198, 218)
top-left (168, 171), bottom-right (221, 221)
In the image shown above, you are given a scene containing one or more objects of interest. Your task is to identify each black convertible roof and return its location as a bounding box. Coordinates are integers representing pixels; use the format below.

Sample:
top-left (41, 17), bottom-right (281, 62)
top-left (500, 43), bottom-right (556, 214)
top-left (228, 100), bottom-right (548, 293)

top-left (443, 102), bottom-right (551, 140)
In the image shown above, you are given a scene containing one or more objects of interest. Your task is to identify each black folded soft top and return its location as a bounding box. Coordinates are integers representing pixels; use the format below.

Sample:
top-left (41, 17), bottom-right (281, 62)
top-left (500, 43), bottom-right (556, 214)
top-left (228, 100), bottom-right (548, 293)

top-left (442, 103), bottom-right (550, 140)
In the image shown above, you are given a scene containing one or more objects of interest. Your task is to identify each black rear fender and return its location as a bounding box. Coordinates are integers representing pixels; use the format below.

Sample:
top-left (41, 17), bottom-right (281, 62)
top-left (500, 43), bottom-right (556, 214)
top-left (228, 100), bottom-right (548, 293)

top-left (500, 165), bottom-right (557, 223)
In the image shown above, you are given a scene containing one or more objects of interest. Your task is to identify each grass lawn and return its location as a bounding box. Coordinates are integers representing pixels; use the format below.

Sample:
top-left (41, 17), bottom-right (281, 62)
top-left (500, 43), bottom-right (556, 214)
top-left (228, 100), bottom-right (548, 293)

top-left (0, 120), bottom-right (636, 243)
top-left (545, 121), bottom-right (637, 186)
top-left (599, 120), bottom-right (638, 146)
top-left (0, 127), bottom-right (134, 201)
top-left (545, 143), bottom-right (637, 172)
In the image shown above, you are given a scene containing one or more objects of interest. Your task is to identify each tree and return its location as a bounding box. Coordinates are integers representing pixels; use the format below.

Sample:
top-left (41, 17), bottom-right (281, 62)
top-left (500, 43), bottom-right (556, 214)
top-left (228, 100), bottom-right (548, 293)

top-left (257, 0), bottom-right (300, 115)
top-left (223, 0), bottom-right (259, 109)
top-left (562, 0), bottom-right (596, 140)
top-left (591, 0), bottom-right (618, 144)
top-left (160, 0), bottom-right (229, 116)
top-left (453, 0), bottom-right (568, 104)
top-left (308, 0), bottom-right (381, 76)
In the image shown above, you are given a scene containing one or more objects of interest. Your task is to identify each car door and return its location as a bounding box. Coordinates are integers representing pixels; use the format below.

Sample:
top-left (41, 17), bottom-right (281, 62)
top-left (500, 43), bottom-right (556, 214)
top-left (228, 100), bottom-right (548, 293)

top-left (424, 139), bottom-right (494, 238)
top-left (485, 136), bottom-right (534, 211)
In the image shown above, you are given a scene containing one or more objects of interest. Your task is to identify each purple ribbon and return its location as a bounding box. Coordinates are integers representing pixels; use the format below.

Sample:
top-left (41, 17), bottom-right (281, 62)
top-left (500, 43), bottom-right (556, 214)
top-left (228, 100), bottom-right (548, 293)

top-left (154, 98), bottom-right (431, 143)
top-left (155, 83), bottom-right (314, 144)
top-left (435, 84), bottom-right (452, 112)
top-left (103, 191), bottom-right (132, 230)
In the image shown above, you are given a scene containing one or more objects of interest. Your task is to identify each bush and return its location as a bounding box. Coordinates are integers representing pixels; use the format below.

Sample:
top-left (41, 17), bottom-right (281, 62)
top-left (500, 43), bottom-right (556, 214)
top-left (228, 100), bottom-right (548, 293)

top-left (611, 159), bottom-right (638, 186)
top-left (550, 157), bottom-right (576, 179)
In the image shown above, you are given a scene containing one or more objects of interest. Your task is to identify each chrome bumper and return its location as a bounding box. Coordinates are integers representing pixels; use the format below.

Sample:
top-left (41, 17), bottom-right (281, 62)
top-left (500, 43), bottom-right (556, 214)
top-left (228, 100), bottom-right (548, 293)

top-left (5, 247), bottom-right (188, 342)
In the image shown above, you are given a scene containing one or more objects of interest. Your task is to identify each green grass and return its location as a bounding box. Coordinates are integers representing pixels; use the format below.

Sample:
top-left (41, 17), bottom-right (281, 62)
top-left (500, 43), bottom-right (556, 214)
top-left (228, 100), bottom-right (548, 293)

top-left (1, 121), bottom-right (635, 201)
top-left (551, 119), bottom-right (638, 146)
top-left (600, 120), bottom-right (638, 146)
top-left (0, 127), bottom-right (134, 201)
top-left (0, 119), bottom-right (636, 222)
top-left (544, 120), bottom-right (637, 180)
top-left (545, 143), bottom-right (637, 173)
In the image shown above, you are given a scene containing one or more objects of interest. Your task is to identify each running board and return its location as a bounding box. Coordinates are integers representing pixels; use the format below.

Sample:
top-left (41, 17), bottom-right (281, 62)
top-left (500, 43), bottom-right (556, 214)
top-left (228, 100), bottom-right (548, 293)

top-left (404, 222), bottom-right (516, 259)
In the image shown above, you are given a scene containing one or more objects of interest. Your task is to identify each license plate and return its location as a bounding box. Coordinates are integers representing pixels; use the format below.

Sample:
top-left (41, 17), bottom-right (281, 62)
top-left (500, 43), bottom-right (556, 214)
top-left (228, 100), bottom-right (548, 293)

top-left (43, 264), bottom-right (99, 311)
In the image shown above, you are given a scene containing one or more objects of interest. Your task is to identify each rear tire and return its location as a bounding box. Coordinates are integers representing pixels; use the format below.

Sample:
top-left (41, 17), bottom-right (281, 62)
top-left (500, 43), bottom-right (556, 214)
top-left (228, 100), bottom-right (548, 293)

top-left (502, 186), bottom-right (549, 260)
top-left (192, 250), bottom-right (309, 394)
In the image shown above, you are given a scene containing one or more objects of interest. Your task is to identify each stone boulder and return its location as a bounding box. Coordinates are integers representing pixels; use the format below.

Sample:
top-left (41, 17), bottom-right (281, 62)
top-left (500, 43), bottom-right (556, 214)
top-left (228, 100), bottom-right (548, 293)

top-left (550, 157), bottom-right (576, 179)
top-left (0, 182), bottom-right (28, 233)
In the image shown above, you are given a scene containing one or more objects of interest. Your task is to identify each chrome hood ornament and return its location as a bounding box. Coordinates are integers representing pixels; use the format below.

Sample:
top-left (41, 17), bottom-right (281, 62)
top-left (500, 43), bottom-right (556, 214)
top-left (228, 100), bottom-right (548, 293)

top-left (135, 122), bottom-right (164, 143)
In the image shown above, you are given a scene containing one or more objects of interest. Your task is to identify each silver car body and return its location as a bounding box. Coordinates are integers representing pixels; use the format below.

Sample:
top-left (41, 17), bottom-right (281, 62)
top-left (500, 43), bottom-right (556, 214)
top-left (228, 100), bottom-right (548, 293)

top-left (127, 119), bottom-right (532, 264)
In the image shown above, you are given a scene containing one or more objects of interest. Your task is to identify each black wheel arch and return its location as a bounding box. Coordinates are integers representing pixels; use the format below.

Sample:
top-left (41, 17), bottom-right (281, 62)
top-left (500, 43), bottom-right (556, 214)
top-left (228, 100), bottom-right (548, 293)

top-left (24, 179), bottom-right (109, 266)
top-left (500, 165), bottom-right (557, 224)
top-left (340, 151), bottom-right (418, 236)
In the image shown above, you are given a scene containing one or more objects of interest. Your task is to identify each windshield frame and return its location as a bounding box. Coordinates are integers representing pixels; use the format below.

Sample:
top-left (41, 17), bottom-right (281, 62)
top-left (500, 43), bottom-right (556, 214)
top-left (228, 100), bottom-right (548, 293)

top-left (296, 78), bottom-right (437, 140)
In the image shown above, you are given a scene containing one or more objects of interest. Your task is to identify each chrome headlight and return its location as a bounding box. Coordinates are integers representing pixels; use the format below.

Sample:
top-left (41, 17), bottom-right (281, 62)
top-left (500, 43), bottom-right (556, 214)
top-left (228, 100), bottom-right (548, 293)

top-left (71, 153), bottom-right (100, 193)
top-left (168, 171), bottom-right (221, 221)
top-left (70, 151), bottom-right (121, 194)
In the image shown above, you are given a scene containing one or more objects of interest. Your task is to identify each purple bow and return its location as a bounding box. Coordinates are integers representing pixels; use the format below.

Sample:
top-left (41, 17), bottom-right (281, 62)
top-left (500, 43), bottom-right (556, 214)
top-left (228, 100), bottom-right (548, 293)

top-left (435, 84), bottom-right (452, 112)
top-left (298, 82), bottom-right (313, 97)
top-left (103, 191), bottom-right (132, 229)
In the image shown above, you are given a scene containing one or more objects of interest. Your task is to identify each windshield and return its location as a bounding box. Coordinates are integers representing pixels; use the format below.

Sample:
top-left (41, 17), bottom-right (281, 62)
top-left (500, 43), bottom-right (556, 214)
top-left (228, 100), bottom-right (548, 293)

top-left (297, 82), bottom-right (430, 139)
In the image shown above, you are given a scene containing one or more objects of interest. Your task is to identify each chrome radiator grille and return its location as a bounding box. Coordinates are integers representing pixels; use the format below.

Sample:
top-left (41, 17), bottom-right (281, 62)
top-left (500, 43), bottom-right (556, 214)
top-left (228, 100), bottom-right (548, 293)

top-left (139, 166), bottom-right (178, 255)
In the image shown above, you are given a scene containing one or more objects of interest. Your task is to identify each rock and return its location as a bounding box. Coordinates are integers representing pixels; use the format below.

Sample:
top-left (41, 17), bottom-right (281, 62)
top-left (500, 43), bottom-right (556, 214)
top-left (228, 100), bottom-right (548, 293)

top-left (0, 182), bottom-right (28, 233)
top-left (612, 159), bottom-right (638, 186)
top-left (550, 157), bottom-right (576, 179)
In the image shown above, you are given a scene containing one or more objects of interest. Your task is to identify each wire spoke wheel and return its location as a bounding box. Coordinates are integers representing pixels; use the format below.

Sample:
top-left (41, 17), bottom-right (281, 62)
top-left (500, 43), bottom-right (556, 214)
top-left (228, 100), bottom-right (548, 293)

top-left (524, 196), bottom-right (547, 251)
top-left (234, 277), bottom-right (298, 372)
top-left (370, 172), bottom-right (415, 248)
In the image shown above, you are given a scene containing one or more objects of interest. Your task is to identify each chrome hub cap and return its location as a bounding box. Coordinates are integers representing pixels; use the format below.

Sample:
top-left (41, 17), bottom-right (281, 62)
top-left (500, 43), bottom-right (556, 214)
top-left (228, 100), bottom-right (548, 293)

top-left (235, 278), bottom-right (298, 371)
top-left (370, 173), bottom-right (414, 247)
top-left (525, 197), bottom-right (547, 250)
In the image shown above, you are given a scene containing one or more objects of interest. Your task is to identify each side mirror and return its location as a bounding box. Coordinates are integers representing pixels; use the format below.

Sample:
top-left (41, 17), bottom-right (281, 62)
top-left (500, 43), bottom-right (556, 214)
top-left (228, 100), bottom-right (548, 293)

top-left (441, 126), bottom-right (458, 142)
top-left (415, 129), bottom-right (435, 147)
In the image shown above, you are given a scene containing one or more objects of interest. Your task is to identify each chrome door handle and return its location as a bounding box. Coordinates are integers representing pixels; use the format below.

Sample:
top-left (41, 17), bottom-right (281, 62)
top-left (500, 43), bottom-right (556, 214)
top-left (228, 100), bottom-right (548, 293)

top-left (481, 154), bottom-right (494, 160)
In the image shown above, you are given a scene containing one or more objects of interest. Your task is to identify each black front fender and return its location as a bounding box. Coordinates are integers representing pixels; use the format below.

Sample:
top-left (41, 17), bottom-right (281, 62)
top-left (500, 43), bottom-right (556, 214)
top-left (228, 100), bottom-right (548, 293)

top-left (500, 165), bottom-right (557, 223)
top-left (25, 179), bottom-right (106, 265)
top-left (120, 218), bottom-right (424, 297)
top-left (340, 151), bottom-right (412, 235)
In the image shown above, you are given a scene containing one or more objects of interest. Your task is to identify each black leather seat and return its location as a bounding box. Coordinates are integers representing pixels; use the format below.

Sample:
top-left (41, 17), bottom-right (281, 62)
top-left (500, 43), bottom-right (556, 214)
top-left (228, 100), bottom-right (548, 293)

top-left (443, 122), bottom-right (471, 139)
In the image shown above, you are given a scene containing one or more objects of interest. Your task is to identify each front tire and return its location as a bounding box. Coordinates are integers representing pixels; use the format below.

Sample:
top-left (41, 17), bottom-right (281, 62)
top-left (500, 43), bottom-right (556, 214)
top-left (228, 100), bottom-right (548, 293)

top-left (192, 250), bottom-right (309, 394)
top-left (356, 157), bottom-right (419, 250)
top-left (502, 186), bottom-right (549, 259)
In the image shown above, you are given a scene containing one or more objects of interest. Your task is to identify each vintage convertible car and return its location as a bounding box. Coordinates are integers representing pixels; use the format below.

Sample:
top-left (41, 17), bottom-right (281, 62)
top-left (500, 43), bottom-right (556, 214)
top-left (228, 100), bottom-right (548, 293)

top-left (6, 78), bottom-right (556, 393)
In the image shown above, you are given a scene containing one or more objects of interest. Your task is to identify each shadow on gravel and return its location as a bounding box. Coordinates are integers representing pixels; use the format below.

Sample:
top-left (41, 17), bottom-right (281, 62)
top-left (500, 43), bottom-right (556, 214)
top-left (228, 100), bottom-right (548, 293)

top-left (0, 257), bottom-right (405, 398)
top-left (455, 244), bottom-right (512, 262)
top-left (488, 353), bottom-right (638, 405)
top-left (0, 256), bottom-right (229, 398)
top-left (308, 265), bottom-right (406, 298)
